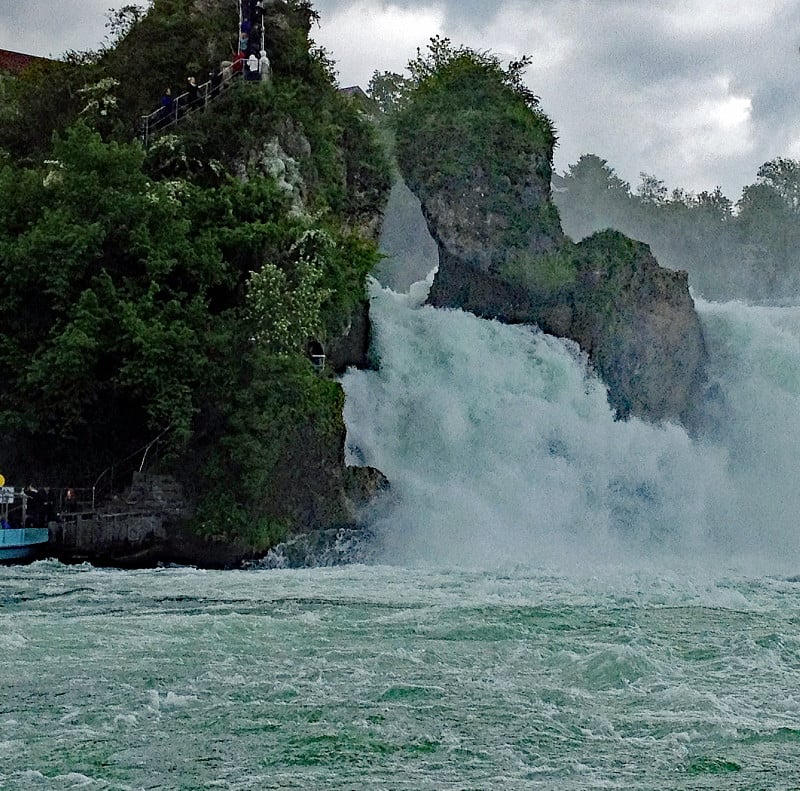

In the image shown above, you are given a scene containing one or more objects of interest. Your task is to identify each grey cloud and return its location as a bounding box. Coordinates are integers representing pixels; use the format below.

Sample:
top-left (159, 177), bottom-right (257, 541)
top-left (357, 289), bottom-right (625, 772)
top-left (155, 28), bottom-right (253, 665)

top-left (313, 0), bottom-right (502, 27)
top-left (0, 0), bottom-right (123, 58)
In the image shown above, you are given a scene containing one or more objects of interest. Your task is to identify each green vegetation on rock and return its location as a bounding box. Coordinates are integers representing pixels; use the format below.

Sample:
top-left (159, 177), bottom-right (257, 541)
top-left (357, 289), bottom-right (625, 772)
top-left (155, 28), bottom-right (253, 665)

top-left (502, 248), bottom-right (576, 293)
top-left (0, 0), bottom-right (392, 552)
top-left (392, 39), bottom-right (561, 260)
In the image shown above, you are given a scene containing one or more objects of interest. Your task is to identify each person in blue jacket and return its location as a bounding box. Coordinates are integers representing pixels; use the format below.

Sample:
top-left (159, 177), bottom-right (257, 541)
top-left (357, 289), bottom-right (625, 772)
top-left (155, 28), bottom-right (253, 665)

top-left (158, 87), bottom-right (174, 127)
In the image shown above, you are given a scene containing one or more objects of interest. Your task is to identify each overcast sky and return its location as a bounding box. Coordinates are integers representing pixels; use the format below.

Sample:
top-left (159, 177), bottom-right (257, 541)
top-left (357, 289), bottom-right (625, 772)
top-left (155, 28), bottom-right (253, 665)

top-left (3, 0), bottom-right (800, 201)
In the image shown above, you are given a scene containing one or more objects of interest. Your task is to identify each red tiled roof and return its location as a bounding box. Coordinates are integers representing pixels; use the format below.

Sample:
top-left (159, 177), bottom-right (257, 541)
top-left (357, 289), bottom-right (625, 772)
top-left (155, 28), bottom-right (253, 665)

top-left (0, 49), bottom-right (54, 76)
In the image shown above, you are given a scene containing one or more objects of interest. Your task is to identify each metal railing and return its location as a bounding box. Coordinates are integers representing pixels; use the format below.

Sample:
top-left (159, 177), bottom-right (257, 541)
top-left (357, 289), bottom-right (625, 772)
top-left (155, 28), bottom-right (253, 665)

top-left (91, 424), bottom-right (173, 511)
top-left (0, 486), bottom-right (93, 529)
top-left (139, 71), bottom-right (238, 147)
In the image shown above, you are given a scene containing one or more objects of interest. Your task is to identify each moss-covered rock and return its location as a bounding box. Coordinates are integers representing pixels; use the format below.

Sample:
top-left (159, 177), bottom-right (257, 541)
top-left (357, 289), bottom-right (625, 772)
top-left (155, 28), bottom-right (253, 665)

top-left (395, 47), bottom-right (706, 425)
top-left (397, 53), bottom-right (563, 275)
top-left (569, 231), bottom-right (706, 422)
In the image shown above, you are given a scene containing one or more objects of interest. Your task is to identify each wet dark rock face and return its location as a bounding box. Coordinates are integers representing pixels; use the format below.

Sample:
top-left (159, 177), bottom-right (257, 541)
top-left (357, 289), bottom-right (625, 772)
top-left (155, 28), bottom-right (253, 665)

top-left (396, 59), bottom-right (706, 425)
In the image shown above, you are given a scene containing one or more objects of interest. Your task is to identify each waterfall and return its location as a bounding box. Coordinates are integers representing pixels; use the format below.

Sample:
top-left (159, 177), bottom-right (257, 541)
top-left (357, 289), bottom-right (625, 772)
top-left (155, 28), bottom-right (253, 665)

top-left (342, 276), bottom-right (800, 572)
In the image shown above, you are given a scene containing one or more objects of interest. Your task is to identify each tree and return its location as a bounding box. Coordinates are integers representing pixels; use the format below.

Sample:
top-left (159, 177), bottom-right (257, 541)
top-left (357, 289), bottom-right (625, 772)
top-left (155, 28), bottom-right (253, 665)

top-left (755, 157), bottom-right (800, 213)
top-left (564, 155), bottom-right (629, 195)
top-left (406, 36), bottom-right (542, 111)
top-left (395, 41), bottom-right (555, 193)
top-left (694, 186), bottom-right (733, 222)
top-left (556, 154), bottom-right (631, 240)
top-left (735, 179), bottom-right (800, 293)
top-left (636, 172), bottom-right (668, 205)
top-left (0, 124), bottom-right (225, 460)
top-left (247, 229), bottom-right (332, 356)
top-left (367, 70), bottom-right (411, 114)
top-left (105, 4), bottom-right (148, 48)
top-left (0, 56), bottom-right (96, 158)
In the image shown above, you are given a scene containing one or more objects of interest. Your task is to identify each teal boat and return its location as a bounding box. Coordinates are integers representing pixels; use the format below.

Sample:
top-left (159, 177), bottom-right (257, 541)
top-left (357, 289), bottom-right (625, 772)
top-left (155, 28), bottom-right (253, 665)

top-left (0, 528), bottom-right (49, 561)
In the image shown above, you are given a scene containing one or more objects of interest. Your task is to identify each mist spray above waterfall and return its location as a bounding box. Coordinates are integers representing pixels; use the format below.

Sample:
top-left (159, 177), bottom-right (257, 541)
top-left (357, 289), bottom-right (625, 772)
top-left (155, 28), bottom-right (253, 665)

top-left (342, 275), bottom-right (800, 573)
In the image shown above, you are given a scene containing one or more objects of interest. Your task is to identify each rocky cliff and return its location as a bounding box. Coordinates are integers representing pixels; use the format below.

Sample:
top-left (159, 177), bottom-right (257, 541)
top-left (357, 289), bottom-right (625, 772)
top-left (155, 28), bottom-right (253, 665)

top-left (395, 51), bottom-right (706, 425)
top-left (0, 0), bottom-right (391, 567)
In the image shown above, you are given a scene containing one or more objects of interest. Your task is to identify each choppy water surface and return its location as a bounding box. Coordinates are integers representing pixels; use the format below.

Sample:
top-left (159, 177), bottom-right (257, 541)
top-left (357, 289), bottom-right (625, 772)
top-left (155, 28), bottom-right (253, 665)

top-left (5, 285), bottom-right (800, 788)
top-left (2, 561), bottom-right (800, 790)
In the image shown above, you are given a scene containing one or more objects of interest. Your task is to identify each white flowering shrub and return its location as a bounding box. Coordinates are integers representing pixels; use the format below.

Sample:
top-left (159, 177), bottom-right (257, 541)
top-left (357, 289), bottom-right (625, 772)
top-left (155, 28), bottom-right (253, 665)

top-left (78, 77), bottom-right (120, 120)
top-left (146, 134), bottom-right (224, 180)
top-left (247, 228), bottom-right (333, 355)
top-left (42, 159), bottom-right (64, 188)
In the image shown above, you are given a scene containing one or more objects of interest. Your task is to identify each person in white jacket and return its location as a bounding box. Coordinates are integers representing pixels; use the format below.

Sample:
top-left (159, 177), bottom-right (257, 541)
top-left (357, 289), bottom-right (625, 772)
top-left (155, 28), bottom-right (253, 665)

top-left (246, 52), bottom-right (259, 81)
top-left (259, 50), bottom-right (271, 83)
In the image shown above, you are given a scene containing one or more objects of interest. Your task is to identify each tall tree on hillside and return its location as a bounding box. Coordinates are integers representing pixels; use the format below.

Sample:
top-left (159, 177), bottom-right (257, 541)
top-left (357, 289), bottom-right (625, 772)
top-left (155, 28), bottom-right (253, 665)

top-left (694, 187), bottom-right (734, 222)
top-left (636, 172), bottom-right (668, 205)
top-left (557, 154), bottom-right (631, 240)
top-left (756, 157), bottom-right (800, 214)
top-left (367, 70), bottom-right (411, 115)
top-left (736, 170), bottom-right (800, 294)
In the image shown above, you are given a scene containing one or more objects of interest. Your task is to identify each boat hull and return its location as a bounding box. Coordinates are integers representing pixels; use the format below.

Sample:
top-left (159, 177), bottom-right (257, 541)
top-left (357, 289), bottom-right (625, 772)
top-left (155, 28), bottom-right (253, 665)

top-left (0, 528), bottom-right (49, 561)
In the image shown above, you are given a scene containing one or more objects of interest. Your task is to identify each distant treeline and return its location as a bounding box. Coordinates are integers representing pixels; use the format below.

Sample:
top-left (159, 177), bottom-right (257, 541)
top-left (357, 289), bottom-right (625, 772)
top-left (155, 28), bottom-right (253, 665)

top-left (553, 154), bottom-right (800, 301)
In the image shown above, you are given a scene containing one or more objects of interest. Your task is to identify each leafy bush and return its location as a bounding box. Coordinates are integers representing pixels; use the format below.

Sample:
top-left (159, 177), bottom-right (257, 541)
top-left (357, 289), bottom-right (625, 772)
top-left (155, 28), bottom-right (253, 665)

top-left (191, 350), bottom-right (346, 548)
top-left (247, 228), bottom-right (331, 355)
top-left (0, 124), bottom-right (220, 449)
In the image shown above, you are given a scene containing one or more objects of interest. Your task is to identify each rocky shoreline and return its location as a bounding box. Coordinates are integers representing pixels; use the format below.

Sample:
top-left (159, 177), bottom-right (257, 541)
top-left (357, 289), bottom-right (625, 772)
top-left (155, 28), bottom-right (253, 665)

top-left (41, 470), bottom-right (387, 569)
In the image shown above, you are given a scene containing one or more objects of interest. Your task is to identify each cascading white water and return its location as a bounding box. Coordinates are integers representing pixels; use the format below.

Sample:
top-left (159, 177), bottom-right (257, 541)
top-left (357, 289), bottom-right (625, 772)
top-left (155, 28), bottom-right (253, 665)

top-left (342, 275), bottom-right (800, 572)
top-left (698, 298), bottom-right (800, 561)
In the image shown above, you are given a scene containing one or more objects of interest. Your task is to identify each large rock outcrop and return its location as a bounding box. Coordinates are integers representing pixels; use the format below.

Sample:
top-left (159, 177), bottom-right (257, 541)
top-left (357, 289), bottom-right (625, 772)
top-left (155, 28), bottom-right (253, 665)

top-left (396, 53), bottom-right (706, 425)
top-left (0, 0), bottom-right (392, 567)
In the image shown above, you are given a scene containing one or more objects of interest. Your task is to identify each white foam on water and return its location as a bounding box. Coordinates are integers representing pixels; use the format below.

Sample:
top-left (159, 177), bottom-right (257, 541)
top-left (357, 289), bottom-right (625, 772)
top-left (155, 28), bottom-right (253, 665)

top-left (342, 277), bottom-right (800, 573)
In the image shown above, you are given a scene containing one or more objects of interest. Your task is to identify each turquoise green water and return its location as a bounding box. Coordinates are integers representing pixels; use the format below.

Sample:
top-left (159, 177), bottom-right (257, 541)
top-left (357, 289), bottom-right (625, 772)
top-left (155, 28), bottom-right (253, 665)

top-left (2, 561), bottom-right (800, 789)
top-left (6, 283), bottom-right (800, 789)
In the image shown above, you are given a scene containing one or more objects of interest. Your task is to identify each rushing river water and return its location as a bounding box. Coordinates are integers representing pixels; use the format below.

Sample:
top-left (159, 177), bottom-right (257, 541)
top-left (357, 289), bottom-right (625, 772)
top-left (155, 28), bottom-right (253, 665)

top-left (3, 561), bottom-right (800, 790)
top-left (5, 277), bottom-right (800, 789)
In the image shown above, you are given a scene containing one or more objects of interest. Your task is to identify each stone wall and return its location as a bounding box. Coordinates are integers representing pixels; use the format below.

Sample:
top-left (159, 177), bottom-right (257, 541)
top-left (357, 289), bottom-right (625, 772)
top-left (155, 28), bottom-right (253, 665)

top-left (48, 472), bottom-right (183, 566)
top-left (49, 512), bottom-right (167, 565)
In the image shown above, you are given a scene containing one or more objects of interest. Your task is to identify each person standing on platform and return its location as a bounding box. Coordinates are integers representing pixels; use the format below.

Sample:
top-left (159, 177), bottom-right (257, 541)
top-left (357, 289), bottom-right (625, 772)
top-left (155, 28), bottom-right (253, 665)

top-left (208, 70), bottom-right (222, 98)
top-left (232, 50), bottom-right (245, 76)
top-left (158, 87), bottom-right (174, 127)
top-left (186, 76), bottom-right (199, 111)
top-left (246, 52), bottom-right (259, 81)
top-left (64, 488), bottom-right (78, 514)
top-left (259, 50), bottom-right (271, 83)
